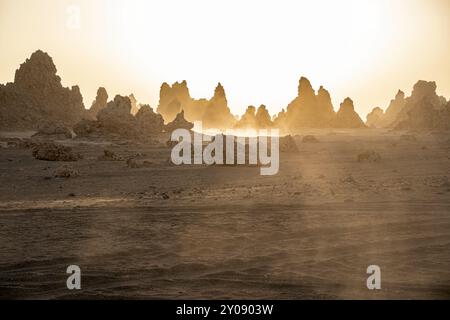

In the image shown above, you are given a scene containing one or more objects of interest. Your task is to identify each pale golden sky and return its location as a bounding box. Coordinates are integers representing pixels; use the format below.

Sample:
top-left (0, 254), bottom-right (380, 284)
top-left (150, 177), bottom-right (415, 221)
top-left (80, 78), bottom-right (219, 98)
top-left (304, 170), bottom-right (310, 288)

top-left (0, 0), bottom-right (449, 117)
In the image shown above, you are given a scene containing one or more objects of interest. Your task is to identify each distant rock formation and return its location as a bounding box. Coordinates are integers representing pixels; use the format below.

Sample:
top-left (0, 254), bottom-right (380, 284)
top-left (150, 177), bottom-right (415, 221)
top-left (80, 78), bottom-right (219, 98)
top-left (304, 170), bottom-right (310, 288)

top-left (366, 107), bottom-right (384, 128)
top-left (234, 105), bottom-right (257, 129)
top-left (383, 90), bottom-right (406, 127)
top-left (75, 95), bottom-right (142, 139)
top-left (333, 98), bottom-right (366, 128)
top-left (156, 81), bottom-right (236, 129)
top-left (135, 104), bottom-right (164, 135)
top-left (235, 105), bottom-right (273, 129)
top-left (89, 87), bottom-right (108, 118)
top-left (316, 86), bottom-right (336, 126)
top-left (201, 83), bottom-right (236, 129)
top-left (165, 110), bottom-right (194, 132)
top-left (273, 77), bottom-right (359, 131)
top-left (365, 81), bottom-right (449, 131)
top-left (394, 81), bottom-right (449, 130)
top-left (157, 81), bottom-right (189, 123)
top-left (0, 50), bottom-right (87, 129)
top-left (128, 93), bottom-right (140, 116)
top-left (283, 77), bottom-right (319, 129)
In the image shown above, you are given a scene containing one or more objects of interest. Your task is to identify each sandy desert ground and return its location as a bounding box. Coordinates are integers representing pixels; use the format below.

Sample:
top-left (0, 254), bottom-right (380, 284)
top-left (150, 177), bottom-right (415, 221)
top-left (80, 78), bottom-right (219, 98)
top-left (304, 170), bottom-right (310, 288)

top-left (0, 129), bottom-right (449, 299)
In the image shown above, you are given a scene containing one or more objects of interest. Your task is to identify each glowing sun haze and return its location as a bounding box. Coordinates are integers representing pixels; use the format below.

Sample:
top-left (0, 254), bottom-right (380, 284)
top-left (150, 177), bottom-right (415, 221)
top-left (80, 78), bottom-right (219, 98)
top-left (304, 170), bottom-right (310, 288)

top-left (0, 0), bottom-right (449, 117)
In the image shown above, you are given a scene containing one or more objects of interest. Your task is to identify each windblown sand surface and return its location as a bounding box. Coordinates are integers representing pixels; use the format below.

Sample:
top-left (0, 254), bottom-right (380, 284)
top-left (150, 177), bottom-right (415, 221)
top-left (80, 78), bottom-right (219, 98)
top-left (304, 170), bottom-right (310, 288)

top-left (0, 129), bottom-right (449, 299)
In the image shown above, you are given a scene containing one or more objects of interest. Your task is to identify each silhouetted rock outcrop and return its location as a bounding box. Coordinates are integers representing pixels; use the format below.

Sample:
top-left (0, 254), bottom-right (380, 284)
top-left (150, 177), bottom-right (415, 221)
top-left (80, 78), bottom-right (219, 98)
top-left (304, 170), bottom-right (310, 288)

top-left (165, 110), bottom-right (193, 132)
top-left (129, 94), bottom-right (139, 116)
top-left (365, 81), bottom-right (450, 131)
top-left (394, 81), bottom-right (449, 130)
top-left (273, 77), bottom-right (352, 131)
top-left (89, 87), bottom-right (108, 118)
top-left (383, 90), bottom-right (406, 127)
top-left (135, 104), bottom-right (164, 134)
top-left (157, 81), bottom-right (189, 123)
top-left (284, 77), bottom-right (319, 129)
top-left (75, 95), bottom-right (140, 139)
top-left (333, 98), bottom-right (366, 128)
top-left (235, 105), bottom-right (273, 129)
top-left (235, 106), bottom-right (257, 129)
top-left (316, 86), bottom-right (336, 126)
top-left (0, 50), bottom-right (87, 129)
top-left (157, 81), bottom-right (235, 129)
top-left (366, 107), bottom-right (384, 128)
top-left (201, 83), bottom-right (236, 129)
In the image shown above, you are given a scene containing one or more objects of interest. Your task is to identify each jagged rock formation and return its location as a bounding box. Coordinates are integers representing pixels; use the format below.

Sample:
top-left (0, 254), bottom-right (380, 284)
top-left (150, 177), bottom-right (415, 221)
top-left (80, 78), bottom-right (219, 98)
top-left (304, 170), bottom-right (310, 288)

top-left (96, 95), bottom-right (137, 137)
top-left (366, 107), bottom-right (384, 128)
top-left (255, 105), bottom-right (273, 129)
top-left (235, 105), bottom-right (274, 129)
top-left (383, 90), bottom-right (406, 127)
top-left (235, 105), bottom-right (257, 129)
top-left (273, 109), bottom-right (288, 133)
top-left (156, 81), bottom-right (235, 129)
top-left (89, 87), bottom-right (108, 118)
top-left (129, 94), bottom-right (140, 116)
top-left (157, 81), bottom-right (190, 123)
top-left (165, 110), bottom-right (194, 132)
top-left (316, 86), bottom-right (336, 126)
top-left (284, 77), bottom-right (319, 129)
top-left (366, 81), bottom-right (449, 131)
top-left (274, 77), bottom-right (359, 131)
top-left (333, 98), bottom-right (366, 128)
top-left (75, 95), bottom-right (139, 139)
top-left (135, 104), bottom-right (165, 135)
top-left (394, 81), bottom-right (449, 130)
top-left (201, 83), bottom-right (236, 129)
top-left (0, 50), bottom-right (87, 130)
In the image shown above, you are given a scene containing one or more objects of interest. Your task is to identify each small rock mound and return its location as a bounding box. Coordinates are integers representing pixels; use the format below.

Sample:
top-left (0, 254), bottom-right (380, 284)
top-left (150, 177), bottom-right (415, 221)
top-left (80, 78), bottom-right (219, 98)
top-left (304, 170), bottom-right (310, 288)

top-left (126, 158), bottom-right (153, 168)
top-left (357, 150), bottom-right (381, 163)
top-left (400, 134), bottom-right (417, 142)
top-left (302, 135), bottom-right (319, 143)
top-left (32, 142), bottom-right (82, 161)
top-left (53, 165), bottom-right (79, 178)
top-left (32, 122), bottom-right (73, 140)
top-left (97, 149), bottom-right (123, 161)
top-left (279, 135), bottom-right (299, 152)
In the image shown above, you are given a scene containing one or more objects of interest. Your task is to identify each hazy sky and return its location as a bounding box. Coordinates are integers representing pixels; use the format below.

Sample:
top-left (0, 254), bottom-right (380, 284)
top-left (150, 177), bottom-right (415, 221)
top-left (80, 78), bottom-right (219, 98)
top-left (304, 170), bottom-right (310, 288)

top-left (0, 0), bottom-right (449, 118)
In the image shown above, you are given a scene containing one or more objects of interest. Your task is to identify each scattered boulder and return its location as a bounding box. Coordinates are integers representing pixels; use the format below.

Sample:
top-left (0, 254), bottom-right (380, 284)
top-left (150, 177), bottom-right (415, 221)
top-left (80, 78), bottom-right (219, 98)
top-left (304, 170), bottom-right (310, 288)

top-left (32, 142), bottom-right (82, 161)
